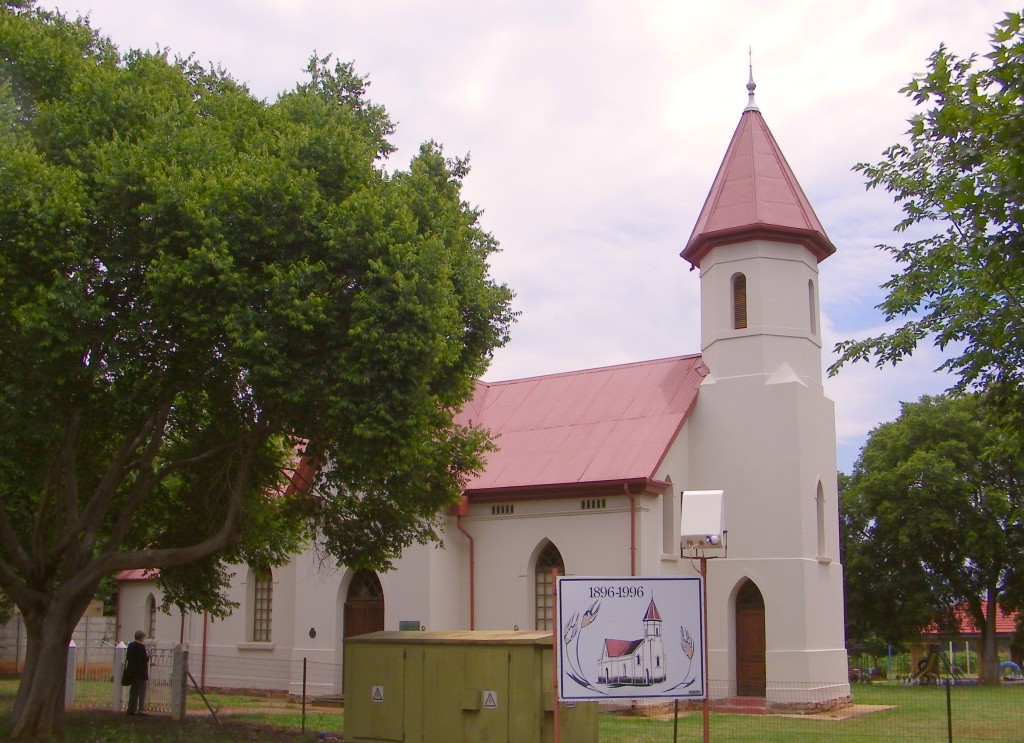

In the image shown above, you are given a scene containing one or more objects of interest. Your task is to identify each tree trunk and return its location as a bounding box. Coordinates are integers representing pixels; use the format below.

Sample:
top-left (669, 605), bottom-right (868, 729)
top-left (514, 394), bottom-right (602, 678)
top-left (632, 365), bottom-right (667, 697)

top-left (979, 591), bottom-right (1000, 684)
top-left (9, 605), bottom-right (81, 738)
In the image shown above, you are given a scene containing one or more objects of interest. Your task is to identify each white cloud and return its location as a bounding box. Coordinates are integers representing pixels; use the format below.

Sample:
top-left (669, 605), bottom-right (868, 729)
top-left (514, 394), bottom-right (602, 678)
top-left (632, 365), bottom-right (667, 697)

top-left (37, 0), bottom-right (1011, 469)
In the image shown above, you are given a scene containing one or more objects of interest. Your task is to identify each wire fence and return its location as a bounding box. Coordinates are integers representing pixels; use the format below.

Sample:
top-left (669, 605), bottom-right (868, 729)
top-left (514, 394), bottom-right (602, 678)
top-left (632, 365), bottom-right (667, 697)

top-left (599, 680), bottom-right (1024, 742)
top-left (54, 649), bottom-right (1024, 741)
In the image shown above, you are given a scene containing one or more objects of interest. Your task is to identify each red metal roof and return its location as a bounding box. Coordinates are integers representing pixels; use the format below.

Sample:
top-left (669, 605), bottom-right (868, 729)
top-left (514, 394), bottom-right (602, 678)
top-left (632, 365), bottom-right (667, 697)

top-left (682, 108), bottom-right (835, 268)
top-left (458, 355), bottom-right (706, 494)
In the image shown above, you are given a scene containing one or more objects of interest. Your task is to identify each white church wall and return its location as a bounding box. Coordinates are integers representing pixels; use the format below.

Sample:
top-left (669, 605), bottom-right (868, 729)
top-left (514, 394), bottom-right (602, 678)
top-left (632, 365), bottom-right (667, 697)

top-left (466, 495), bottom-right (639, 630)
top-left (653, 424), bottom-right (689, 565)
top-left (429, 519), bottom-right (470, 629)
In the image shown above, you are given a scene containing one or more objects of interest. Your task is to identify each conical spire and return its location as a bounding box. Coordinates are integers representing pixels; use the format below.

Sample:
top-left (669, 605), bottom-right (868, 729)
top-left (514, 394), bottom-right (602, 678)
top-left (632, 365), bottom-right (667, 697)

top-left (681, 76), bottom-right (835, 268)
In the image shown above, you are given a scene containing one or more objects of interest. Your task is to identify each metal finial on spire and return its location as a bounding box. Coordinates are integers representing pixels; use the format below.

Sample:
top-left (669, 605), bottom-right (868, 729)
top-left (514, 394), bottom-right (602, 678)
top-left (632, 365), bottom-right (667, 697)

top-left (745, 46), bottom-right (759, 112)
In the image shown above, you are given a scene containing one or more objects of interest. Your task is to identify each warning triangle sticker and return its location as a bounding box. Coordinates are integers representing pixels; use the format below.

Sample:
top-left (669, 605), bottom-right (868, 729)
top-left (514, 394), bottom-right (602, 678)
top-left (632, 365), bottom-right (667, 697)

top-left (483, 691), bottom-right (497, 709)
top-left (372, 686), bottom-right (384, 702)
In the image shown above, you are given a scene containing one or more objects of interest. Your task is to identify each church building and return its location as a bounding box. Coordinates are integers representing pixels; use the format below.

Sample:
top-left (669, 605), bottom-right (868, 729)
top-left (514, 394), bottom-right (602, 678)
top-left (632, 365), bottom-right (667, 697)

top-left (119, 76), bottom-right (850, 706)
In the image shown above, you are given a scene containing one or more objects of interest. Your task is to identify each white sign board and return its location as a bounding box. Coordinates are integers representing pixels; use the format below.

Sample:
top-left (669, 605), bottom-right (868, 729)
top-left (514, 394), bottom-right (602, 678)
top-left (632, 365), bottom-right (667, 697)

top-left (556, 576), bottom-right (705, 701)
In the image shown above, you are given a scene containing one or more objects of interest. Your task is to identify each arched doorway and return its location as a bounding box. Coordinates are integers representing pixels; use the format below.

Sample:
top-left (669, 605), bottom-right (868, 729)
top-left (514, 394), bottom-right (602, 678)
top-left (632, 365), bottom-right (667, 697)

top-left (344, 570), bottom-right (384, 638)
top-left (735, 580), bottom-right (766, 697)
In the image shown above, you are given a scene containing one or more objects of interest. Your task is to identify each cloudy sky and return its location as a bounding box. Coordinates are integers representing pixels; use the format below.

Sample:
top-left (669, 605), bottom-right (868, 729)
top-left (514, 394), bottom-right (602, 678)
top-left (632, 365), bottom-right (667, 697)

top-left (36, 0), bottom-right (1012, 471)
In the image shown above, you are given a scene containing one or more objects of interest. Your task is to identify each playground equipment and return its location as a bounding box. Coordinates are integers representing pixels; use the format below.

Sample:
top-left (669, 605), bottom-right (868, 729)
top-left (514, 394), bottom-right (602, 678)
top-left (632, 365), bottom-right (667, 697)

top-left (903, 645), bottom-right (962, 685)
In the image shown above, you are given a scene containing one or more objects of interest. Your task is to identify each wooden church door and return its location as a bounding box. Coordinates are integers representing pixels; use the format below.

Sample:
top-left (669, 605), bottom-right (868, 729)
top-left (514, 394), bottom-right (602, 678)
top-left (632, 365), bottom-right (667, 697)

top-left (735, 580), bottom-right (766, 697)
top-left (344, 570), bottom-right (384, 638)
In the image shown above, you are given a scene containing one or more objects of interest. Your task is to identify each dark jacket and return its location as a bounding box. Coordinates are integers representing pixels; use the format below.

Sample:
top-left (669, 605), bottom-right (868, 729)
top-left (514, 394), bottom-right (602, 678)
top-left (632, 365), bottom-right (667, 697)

top-left (124, 640), bottom-right (149, 683)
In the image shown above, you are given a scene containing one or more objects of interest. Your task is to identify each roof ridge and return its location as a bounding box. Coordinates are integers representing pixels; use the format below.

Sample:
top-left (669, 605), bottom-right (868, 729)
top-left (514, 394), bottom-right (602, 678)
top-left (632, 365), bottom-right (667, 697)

top-left (481, 353), bottom-right (702, 386)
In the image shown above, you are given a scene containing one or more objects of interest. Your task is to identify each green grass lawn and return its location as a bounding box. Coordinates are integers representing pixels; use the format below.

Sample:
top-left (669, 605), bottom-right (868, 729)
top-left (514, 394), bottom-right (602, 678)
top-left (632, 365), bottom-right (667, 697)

top-left (600, 683), bottom-right (1024, 742)
top-left (3, 677), bottom-right (1023, 741)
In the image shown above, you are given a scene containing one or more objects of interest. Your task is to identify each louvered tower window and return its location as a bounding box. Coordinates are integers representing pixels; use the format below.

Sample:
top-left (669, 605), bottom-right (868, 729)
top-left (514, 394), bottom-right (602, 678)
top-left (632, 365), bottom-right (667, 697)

top-left (732, 273), bottom-right (747, 330)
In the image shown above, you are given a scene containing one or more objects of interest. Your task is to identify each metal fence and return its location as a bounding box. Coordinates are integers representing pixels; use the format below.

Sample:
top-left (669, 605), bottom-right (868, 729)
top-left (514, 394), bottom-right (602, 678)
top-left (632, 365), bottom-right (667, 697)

top-left (59, 649), bottom-right (1024, 741)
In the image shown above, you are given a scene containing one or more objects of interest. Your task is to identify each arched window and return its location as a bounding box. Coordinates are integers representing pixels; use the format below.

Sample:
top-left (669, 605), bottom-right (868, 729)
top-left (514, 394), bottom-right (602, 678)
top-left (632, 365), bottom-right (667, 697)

top-left (732, 273), bottom-right (747, 330)
top-left (252, 568), bottom-right (273, 642)
top-left (808, 279), bottom-right (818, 336)
top-left (145, 594), bottom-right (157, 639)
top-left (535, 542), bottom-right (564, 630)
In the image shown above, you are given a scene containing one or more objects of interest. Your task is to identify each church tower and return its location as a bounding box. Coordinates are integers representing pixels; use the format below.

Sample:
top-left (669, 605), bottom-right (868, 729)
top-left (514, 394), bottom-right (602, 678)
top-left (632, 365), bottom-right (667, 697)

top-left (682, 72), bottom-right (849, 702)
top-left (642, 599), bottom-right (666, 684)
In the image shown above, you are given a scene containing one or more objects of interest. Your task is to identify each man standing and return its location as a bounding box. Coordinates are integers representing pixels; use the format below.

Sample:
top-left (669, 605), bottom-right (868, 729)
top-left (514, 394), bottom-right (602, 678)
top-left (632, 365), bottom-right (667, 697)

top-left (123, 630), bottom-right (149, 716)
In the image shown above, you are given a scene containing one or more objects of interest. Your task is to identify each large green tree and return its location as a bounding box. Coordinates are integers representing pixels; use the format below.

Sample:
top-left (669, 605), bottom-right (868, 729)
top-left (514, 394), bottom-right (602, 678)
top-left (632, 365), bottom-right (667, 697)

top-left (841, 394), bottom-right (1024, 683)
top-left (0, 4), bottom-right (513, 737)
top-left (830, 10), bottom-right (1024, 405)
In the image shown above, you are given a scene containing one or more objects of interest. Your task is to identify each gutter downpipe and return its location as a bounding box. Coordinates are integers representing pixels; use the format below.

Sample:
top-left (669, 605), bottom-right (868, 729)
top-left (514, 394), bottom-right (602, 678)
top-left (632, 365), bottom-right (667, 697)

top-left (626, 483), bottom-right (636, 576)
top-left (201, 611), bottom-right (209, 689)
top-left (456, 513), bottom-right (476, 630)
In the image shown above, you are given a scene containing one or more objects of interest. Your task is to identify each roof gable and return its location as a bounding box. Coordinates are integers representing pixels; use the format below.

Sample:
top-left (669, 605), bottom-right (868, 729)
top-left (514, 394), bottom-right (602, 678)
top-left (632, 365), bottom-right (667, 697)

top-left (682, 109), bottom-right (835, 267)
top-left (459, 355), bottom-right (706, 493)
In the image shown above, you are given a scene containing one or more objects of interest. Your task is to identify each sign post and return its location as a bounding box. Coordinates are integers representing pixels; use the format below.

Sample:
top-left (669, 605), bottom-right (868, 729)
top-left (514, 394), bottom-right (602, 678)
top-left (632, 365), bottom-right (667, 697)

top-left (554, 576), bottom-right (705, 703)
top-left (552, 568), bottom-right (561, 743)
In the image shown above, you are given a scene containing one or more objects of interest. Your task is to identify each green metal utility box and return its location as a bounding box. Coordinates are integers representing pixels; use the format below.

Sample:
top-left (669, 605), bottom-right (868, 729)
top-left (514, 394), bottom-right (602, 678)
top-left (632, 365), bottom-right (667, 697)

top-left (344, 630), bottom-right (598, 743)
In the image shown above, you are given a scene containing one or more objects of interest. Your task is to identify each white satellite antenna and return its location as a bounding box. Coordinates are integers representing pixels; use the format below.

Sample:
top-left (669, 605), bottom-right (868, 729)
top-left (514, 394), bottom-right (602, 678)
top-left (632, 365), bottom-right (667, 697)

top-left (680, 489), bottom-right (725, 550)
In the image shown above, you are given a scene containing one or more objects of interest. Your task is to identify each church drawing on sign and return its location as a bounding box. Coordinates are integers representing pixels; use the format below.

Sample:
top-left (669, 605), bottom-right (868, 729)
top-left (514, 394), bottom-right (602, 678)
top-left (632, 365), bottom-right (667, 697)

top-left (598, 600), bottom-right (666, 687)
top-left (118, 73), bottom-right (851, 707)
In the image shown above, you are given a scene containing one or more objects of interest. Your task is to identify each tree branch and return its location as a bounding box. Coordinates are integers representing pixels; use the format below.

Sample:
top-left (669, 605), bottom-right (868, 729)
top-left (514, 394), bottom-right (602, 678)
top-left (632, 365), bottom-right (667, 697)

top-left (63, 426), bottom-right (270, 598)
top-left (0, 556), bottom-right (47, 614)
top-left (0, 496), bottom-right (33, 579)
top-left (75, 403), bottom-right (172, 556)
top-left (45, 405), bottom-right (171, 568)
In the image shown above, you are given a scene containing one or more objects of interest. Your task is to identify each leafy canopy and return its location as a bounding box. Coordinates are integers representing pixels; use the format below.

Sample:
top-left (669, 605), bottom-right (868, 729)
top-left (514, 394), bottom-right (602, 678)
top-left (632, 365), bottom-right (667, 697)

top-left (830, 11), bottom-right (1024, 402)
top-left (841, 393), bottom-right (1024, 682)
top-left (0, 3), bottom-right (514, 621)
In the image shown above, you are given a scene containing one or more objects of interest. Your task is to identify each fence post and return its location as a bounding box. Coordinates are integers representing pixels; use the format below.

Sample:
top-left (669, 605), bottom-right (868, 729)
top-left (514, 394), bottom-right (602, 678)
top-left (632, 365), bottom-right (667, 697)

top-left (113, 641), bottom-right (126, 712)
top-left (170, 644), bottom-right (187, 721)
top-left (65, 640), bottom-right (77, 710)
top-left (945, 678), bottom-right (953, 743)
top-left (83, 615), bottom-right (90, 674)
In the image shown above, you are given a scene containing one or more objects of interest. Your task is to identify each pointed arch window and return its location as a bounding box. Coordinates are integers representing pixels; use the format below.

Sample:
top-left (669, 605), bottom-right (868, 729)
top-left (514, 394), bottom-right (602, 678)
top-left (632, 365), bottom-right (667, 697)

top-left (535, 543), bottom-right (564, 630)
top-left (732, 273), bottom-right (748, 330)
